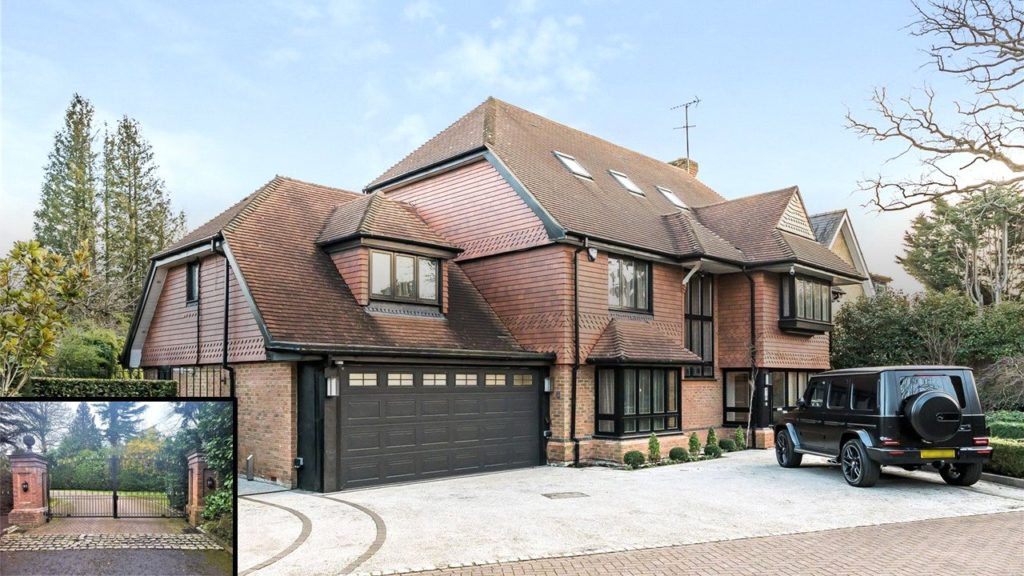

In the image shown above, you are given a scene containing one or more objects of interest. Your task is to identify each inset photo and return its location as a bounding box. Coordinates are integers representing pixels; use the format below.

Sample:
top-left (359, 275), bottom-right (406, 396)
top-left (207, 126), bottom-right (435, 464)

top-left (0, 400), bottom-right (234, 576)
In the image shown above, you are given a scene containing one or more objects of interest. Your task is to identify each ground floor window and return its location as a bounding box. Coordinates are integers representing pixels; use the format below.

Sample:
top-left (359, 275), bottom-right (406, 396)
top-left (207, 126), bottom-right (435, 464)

top-left (595, 367), bottom-right (680, 437)
top-left (723, 371), bottom-right (752, 426)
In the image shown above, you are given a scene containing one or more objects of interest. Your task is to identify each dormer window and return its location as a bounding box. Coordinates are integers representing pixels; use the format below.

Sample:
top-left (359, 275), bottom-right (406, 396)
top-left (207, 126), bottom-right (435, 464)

top-left (553, 151), bottom-right (592, 179)
top-left (609, 170), bottom-right (643, 195)
top-left (370, 249), bottom-right (439, 304)
top-left (657, 186), bottom-right (688, 209)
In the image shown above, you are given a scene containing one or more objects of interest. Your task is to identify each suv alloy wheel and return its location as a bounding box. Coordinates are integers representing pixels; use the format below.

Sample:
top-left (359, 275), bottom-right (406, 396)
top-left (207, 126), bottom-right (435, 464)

top-left (775, 429), bottom-right (803, 468)
top-left (841, 439), bottom-right (880, 487)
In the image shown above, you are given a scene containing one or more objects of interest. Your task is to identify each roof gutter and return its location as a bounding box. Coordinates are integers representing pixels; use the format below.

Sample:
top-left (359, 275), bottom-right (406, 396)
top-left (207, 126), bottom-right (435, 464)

top-left (213, 239), bottom-right (237, 397)
top-left (265, 341), bottom-right (554, 362)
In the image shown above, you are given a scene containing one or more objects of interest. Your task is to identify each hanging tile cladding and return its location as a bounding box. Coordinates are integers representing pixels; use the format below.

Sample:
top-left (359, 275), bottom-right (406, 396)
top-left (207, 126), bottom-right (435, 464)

top-left (331, 247), bottom-right (369, 306)
top-left (754, 272), bottom-right (831, 369)
top-left (385, 159), bottom-right (551, 261)
top-left (141, 253), bottom-right (265, 366)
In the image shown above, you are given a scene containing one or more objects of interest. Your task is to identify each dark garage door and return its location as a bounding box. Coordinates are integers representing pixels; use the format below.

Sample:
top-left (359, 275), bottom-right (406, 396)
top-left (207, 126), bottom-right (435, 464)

top-left (324, 366), bottom-right (544, 490)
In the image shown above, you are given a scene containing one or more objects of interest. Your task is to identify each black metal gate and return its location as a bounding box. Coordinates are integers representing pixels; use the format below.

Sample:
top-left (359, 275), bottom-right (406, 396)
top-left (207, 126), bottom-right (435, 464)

top-left (47, 454), bottom-right (186, 519)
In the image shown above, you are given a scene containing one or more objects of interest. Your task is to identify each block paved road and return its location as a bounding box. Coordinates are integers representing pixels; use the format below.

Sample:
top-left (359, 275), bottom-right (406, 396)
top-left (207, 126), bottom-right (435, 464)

top-left (416, 511), bottom-right (1024, 576)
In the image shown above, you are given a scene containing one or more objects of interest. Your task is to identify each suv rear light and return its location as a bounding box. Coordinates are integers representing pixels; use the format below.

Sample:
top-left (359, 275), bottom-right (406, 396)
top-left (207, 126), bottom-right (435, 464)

top-left (973, 437), bottom-right (989, 446)
top-left (880, 437), bottom-right (900, 447)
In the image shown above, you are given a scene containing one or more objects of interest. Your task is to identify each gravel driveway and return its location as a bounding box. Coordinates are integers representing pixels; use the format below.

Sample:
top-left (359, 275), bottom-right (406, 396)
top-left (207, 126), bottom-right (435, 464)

top-left (239, 450), bottom-right (1024, 576)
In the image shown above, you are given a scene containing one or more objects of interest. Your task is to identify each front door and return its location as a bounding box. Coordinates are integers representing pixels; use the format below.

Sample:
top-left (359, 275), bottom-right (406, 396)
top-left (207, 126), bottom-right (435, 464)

top-left (297, 363), bottom-right (324, 492)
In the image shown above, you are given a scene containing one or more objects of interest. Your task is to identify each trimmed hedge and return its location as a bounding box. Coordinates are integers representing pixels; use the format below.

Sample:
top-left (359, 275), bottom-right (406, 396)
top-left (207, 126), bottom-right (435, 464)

top-left (986, 438), bottom-right (1024, 479)
top-left (668, 447), bottom-right (690, 462)
top-left (623, 450), bottom-right (645, 469)
top-left (989, 421), bottom-right (1024, 440)
top-left (704, 444), bottom-right (722, 458)
top-left (989, 410), bottom-right (1024, 423)
top-left (26, 377), bottom-right (177, 398)
top-left (719, 438), bottom-right (737, 452)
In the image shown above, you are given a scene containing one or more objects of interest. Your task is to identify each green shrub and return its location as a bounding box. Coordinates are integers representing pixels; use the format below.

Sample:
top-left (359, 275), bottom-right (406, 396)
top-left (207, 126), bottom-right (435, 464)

top-left (733, 427), bottom-right (746, 450)
top-left (647, 433), bottom-right (661, 463)
top-left (26, 378), bottom-right (176, 398)
top-left (623, 450), bottom-right (645, 469)
top-left (704, 444), bottom-right (722, 458)
top-left (688, 432), bottom-right (701, 455)
top-left (989, 410), bottom-right (1024, 423)
top-left (986, 438), bottom-right (1024, 478)
top-left (989, 421), bottom-right (1024, 440)
top-left (668, 447), bottom-right (690, 462)
top-left (719, 438), bottom-right (737, 452)
top-left (706, 427), bottom-right (718, 447)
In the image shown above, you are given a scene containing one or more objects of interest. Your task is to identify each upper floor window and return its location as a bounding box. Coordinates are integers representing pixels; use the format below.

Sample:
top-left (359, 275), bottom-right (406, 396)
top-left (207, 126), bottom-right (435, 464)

top-left (553, 151), bottom-right (592, 179)
top-left (685, 275), bottom-right (714, 378)
top-left (370, 249), bottom-right (439, 304)
top-left (780, 275), bottom-right (832, 334)
top-left (609, 170), bottom-right (644, 195)
top-left (607, 256), bottom-right (650, 312)
top-left (656, 186), bottom-right (688, 209)
top-left (186, 262), bottom-right (200, 304)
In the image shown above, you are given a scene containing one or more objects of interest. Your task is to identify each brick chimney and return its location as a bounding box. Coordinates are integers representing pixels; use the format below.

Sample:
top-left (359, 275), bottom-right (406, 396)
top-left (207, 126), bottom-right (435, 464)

top-left (669, 157), bottom-right (699, 177)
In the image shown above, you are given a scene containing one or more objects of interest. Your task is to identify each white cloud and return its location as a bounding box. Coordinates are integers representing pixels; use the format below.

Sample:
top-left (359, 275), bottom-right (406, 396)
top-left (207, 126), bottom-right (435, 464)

top-left (403, 0), bottom-right (438, 21)
top-left (415, 14), bottom-right (604, 100)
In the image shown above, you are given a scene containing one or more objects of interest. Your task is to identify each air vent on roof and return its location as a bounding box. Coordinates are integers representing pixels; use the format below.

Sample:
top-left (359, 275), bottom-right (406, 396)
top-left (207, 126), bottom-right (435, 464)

top-left (609, 170), bottom-right (644, 196)
top-left (657, 186), bottom-right (688, 209)
top-left (553, 151), bottom-right (592, 179)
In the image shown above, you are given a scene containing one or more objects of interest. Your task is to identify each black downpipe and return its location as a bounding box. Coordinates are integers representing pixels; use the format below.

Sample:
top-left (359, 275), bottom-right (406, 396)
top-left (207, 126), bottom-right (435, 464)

top-left (216, 240), bottom-right (236, 397)
top-left (571, 240), bottom-right (588, 466)
top-left (742, 267), bottom-right (759, 442)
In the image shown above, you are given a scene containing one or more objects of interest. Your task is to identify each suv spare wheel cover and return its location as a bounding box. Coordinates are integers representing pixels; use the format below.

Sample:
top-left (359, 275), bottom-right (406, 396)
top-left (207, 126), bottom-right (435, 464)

top-left (906, 391), bottom-right (961, 443)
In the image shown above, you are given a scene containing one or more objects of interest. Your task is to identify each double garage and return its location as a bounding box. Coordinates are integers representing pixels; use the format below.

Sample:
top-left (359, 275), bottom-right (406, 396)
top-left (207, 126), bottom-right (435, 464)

top-left (297, 363), bottom-right (547, 492)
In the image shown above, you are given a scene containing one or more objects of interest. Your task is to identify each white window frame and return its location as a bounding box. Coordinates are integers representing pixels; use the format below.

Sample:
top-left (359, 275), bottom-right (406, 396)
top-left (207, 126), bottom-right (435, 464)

top-left (609, 170), bottom-right (644, 195)
top-left (656, 186), bottom-right (688, 209)
top-left (553, 151), bottom-right (592, 179)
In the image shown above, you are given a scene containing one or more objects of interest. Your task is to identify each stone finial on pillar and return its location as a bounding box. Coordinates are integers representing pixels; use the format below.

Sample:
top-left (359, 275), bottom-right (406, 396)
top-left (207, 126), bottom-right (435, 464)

top-left (186, 452), bottom-right (219, 527)
top-left (9, 451), bottom-right (48, 527)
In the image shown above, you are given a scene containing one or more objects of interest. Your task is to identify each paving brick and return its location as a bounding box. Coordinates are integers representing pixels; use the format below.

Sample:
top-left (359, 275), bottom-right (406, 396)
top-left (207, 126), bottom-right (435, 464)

top-left (412, 512), bottom-right (1024, 576)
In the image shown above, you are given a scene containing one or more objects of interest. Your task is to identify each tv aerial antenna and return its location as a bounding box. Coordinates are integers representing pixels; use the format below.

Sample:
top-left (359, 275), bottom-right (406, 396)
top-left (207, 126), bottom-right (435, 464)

top-left (671, 97), bottom-right (701, 173)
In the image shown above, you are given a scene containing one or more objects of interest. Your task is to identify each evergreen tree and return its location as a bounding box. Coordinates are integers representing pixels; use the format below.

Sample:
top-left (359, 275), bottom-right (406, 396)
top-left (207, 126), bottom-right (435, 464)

top-left (34, 94), bottom-right (99, 267)
top-left (96, 401), bottom-right (146, 448)
top-left (102, 116), bottom-right (186, 307)
top-left (58, 402), bottom-right (104, 456)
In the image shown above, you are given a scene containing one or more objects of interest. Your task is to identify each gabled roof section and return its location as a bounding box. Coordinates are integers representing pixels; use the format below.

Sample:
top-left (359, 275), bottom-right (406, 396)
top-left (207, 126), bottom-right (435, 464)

top-left (587, 318), bottom-right (701, 365)
top-left (318, 192), bottom-right (458, 250)
top-left (809, 209), bottom-right (846, 246)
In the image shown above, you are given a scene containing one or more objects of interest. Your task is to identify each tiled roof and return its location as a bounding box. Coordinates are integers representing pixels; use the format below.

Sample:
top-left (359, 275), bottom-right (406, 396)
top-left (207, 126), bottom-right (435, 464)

top-left (189, 176), bottom-right (526, 355)
top-left (367, 98), bottom-right (864, 279)
top-left (318, 192), bottom-right (457, 249)
top-left (809, 209), bottom-right (846, 245)
top-left (587, 318), bottom-right (701, 364)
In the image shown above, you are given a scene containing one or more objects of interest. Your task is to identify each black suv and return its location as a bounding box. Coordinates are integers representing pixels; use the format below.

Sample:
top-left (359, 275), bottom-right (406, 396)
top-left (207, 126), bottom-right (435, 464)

top-left (774, 366), bottom-right (993, 487)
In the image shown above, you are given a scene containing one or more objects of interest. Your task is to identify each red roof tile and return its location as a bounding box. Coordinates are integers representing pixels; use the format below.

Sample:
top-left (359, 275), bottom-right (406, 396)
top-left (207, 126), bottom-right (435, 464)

top-left (587, 318), bottom-right (701, 365)
top-left (318, 192), bottom-right (457, 249)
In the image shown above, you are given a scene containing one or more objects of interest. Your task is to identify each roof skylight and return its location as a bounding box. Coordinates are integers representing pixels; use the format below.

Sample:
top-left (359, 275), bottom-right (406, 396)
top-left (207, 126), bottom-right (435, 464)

top-left (609, 170), bottom-right (644, 195)
top-left (657, 186), bottom-right (688, 209)
top-left (553, 151), bottom-right (592, 179)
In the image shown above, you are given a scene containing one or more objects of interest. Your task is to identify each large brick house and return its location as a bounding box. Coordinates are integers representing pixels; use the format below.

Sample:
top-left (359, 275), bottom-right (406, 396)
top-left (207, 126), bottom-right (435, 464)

top-left (123, 98), bottom-right (867, 491)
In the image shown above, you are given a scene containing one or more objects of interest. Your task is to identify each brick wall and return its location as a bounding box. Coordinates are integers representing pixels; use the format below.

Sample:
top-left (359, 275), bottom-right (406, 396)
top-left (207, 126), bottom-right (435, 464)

top-left (236, 362), bottom-right (296, 487)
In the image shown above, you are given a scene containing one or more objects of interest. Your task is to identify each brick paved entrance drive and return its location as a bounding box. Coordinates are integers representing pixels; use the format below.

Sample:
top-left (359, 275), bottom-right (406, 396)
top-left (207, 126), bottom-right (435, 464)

top-left (414, 512), bottom-right (1024, 576)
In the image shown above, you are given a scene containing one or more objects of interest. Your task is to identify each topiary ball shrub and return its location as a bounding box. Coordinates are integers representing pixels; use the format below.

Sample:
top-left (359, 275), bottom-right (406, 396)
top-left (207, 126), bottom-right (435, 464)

top-left (688, 432), bottom-right (701, 455)
top-left (669, 447), bottom-right (690, 462)
top-left (623, 450), bottom-right (646, 469)
top-left (733, 427), bottom-right (747, 450)
top-left (706, 427), bottom-right (718, 447)
top-left (648, 433), bottom-right (661, 463)
top-left (719, 438), bottom-right (737, 452)
top-left (704, 444), bottom-right (722, 458)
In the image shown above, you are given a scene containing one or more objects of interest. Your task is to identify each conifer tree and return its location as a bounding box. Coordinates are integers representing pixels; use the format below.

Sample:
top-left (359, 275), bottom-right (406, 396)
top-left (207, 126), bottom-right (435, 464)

top-left (96, 401), bottom-right (146, 448)
top-left (58, 402), bottom-right (104, 455)
top-left (34, 94), bottom-right (99, 266)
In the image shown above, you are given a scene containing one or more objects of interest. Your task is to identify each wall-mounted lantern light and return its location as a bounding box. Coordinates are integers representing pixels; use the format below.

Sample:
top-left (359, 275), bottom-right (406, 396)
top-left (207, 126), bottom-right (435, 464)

top-left (326, 366), bottom-right (340, 397)
top-left (206, 477), bottom-right (215, 490)
top-left (586, 247), bottom-right (598, 262)
top-left (21, 481), bottom-right (29, 493)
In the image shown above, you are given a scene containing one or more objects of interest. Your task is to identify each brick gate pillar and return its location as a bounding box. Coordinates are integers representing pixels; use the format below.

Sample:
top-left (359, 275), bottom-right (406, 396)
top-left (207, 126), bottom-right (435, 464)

top-left (9, 451), bottom-right (48, 527)
top-left (186, 452), bottom-right (218, 527)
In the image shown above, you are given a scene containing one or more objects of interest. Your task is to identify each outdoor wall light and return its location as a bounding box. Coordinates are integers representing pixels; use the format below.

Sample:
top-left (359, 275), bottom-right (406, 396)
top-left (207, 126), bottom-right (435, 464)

top-left (21, 481), bottom-right (29, 493)
top-left (206, 477), bottom-right (215, 490)
top-left (327, 374), bottom-right (339, 397)
top-left (586, 247), bottom-right (598, 262)
top-left (788, 265), bottom-right (796, 276)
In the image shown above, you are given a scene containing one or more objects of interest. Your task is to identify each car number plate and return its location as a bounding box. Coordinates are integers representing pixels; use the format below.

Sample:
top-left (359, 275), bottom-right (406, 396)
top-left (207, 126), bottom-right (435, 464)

top-left (920, 449), bottom-right (955, 459)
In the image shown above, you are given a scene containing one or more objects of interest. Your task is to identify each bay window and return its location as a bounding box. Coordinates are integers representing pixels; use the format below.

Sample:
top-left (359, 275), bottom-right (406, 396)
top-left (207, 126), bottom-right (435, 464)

top-left (596, 367), bottom-right (680, 437)
top-left (779, 275), bottom-right (832, 334)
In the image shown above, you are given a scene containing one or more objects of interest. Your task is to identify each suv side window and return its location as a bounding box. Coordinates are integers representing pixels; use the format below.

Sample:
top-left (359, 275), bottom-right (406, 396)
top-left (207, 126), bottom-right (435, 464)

top-left (850, 375), bottom-right (878, 411)
top-left (827, 378), bottom-right (850, 410)
top-left (806, 379), bottom-right (828, 408)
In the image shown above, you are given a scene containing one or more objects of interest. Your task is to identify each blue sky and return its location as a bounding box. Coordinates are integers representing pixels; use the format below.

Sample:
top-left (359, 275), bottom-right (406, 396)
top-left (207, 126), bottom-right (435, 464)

top-left (2, 0), bottom-right (964, 290)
